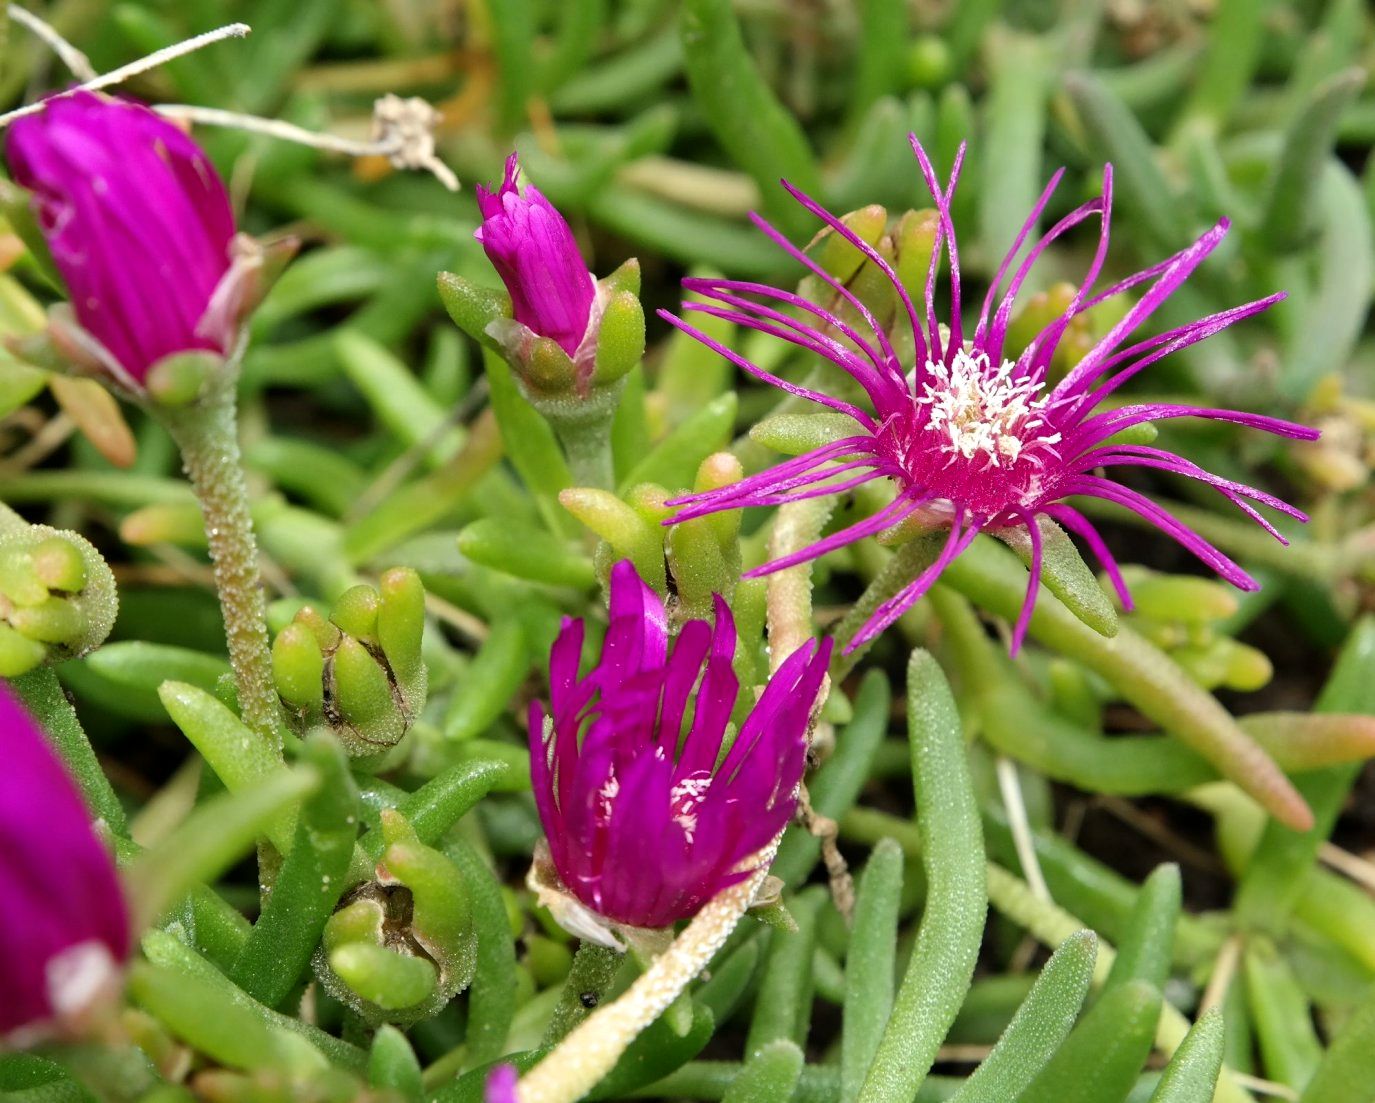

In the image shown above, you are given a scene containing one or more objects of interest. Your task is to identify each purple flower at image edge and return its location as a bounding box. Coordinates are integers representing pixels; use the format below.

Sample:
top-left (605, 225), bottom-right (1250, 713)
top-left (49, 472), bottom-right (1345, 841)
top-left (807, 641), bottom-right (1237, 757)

top-left (0, 684), bottom-right (128, 1042)
top-left (484, 1064), bottom-right (518, 1103)
top-left (4, 90), bottom-right (236, 385)
top-left (659, 137), bottom-right (1319, 653)
top-left (529, 560), bottom-right (830, 933)
top-left (475, 154), bottom-right (596, 358)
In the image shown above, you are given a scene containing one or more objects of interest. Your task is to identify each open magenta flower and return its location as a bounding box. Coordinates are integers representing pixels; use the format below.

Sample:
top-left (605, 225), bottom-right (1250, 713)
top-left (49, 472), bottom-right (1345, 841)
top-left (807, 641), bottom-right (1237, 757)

top-left (528, 560), bottom-right (830, 941)
top-left (661, 137), bottom-right (1318, 651)
top-left (5, 91), bottom-right (237, 388)
top-left (475, 154), bottom-right (595, 358)
top-left (1, 684), bottom-right (128, 1043)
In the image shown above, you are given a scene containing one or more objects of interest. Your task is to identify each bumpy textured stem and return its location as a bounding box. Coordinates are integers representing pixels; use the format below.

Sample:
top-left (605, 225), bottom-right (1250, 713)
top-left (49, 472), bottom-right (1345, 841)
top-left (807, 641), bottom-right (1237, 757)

top-left (515, 854), bottom-right (775, 1103)
top-left (159, 374), bottom-right (281, 748)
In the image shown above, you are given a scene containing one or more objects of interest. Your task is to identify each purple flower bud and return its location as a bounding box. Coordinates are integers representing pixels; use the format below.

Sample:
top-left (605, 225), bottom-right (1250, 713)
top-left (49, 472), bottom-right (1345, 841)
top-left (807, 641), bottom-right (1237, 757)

top-left (5, 91), bottom-right (237, 385)
top-left (475, 154), bottom-right (595, 358)
top-left (529, 561), bottom-right (830, 936)
top-left (0, 684), bottom-right (128, 1043)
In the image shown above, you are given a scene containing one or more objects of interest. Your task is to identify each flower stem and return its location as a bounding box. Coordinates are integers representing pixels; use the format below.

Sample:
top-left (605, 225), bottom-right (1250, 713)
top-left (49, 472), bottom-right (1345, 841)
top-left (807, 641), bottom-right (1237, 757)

top-left (158, 373), bottom-right (281, 749)
top-left (549, 405), bottom-right (616, 490)
top-left (514, 857), bottom-right (773, 1103)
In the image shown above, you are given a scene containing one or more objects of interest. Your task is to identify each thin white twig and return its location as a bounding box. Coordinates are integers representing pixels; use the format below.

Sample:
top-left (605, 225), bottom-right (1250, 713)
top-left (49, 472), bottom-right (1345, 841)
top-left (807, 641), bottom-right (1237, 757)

top-left (996, 755), bottom-right (1052, 903)
top-left (0, 23), bottom-right (251, 128)
top-left (155, 97), bottom-right (460, 191)
top-left (6, 4), bottom-right (96, 80)
top-left (154, 104), bottom-right (383, 158)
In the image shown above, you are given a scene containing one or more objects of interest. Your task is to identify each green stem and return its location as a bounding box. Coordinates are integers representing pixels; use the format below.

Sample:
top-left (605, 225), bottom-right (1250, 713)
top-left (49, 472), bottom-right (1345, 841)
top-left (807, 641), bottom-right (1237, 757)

top-left (547, 403), bottom-right (617, 490)
top-left (157, 373), bottom-right (282, 749)
top-left (541, 944), bottom-right (623, 1046)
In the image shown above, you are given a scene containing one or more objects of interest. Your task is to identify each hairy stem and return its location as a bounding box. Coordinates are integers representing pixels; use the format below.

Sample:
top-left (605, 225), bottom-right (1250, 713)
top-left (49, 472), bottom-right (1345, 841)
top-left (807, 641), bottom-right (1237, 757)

top-left (158, 373), bottom-right (281, 749)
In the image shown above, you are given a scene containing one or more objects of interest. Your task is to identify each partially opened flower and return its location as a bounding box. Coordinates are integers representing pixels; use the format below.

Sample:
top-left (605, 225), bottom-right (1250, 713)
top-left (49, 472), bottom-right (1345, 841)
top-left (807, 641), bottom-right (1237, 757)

top-left (661, 137), bottom-right (1318, 651)
top-left (475, 154), bottom-right (596, 360)
top-left (5, 90), bottom-right (237, 390)
top-left (527, 560), bottom-right (829, 944)
top-left (0, 684), bottom-right (129, 1044)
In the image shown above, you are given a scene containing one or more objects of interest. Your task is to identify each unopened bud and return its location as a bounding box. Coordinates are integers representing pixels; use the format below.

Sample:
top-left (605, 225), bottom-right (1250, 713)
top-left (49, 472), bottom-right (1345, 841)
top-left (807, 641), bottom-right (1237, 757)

top-left (316, 811), bottom-right (473, 1025)
top-left (0, 521), bottom-right (117, 674)
top-left (270, 572), bottom-right (427, 763)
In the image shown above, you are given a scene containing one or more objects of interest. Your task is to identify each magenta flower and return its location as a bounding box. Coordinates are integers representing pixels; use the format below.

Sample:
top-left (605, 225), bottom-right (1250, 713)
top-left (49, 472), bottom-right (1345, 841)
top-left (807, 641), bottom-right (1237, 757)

top-left (661, 138), bottom-right (1318, 652)
top-left (484, 1065), bottom-right (518, 1103)
top-left (0, 684), bottom-right (129, 1043)
top-left (528, 560), bottom-right (829, 937)
top-left (475, 154), bottom-right (596, 358)
top-left (5, 91), bottom-right (237, 387)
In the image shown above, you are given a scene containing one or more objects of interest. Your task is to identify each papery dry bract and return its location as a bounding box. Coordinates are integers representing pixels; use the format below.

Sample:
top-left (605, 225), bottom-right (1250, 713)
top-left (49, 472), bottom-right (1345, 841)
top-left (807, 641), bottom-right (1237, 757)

top-left (661, 138), bottom-right (1319, 652)
top-left (0, 684), bottom-right (128, 1043)
top-left (528, 560), bottom-right (829, 937)
top-left (5, 91), bottom-right (236, 387)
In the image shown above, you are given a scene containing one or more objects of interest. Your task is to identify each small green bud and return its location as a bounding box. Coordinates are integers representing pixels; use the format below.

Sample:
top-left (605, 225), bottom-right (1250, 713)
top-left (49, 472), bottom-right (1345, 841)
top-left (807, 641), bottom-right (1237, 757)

top-left (592, 290), bottom-right (646, 386)
top-left (316, 812), bottom-right (475, 1025)
top-left (272, 623), bottom-right (325, 713)
top-left (29, 536), bottom-right (86, 592)
top-left (436, 272), bottom-right (510, 348)
top-left (810, 205), bottom-right (887, 284)
top-left (145, 351), bottom-right (217, 407)
top-left (377, 567), bottom-right (426, 685)
top-left (329, 584), bottom-right (382, 646)
top-left (328, 943), bottom-right (438, 1012)
top-left (272, 579), bottom-right (428, 762)
top-left (0, 622), bottom-right (48, 677)
top-left (894, 208), bottom-right (940, 304)
top-left (7, 595), bottom-right (85, 643)
top-left (332, 637), bottom-right (397, 729)
top-left (560, 487), bottom-right (666, 591)
top-left (0, 519), bottom-right (117, 672)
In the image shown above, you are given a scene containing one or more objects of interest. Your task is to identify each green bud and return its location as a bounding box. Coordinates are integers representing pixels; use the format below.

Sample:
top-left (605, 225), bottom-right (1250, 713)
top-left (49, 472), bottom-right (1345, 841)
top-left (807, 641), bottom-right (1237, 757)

top-left (7, 595), bottom-right (85, 643)
top-left (560, 487), bottom-right (666, 591)
top-left (1121, 567), bottom-right (1239, 623)
top-left (894, 209), bottom-right (940, 304)
top-left (324, 897), bottom-right (386, 950)
top-left (602, 257), bottom-right (641, 297)
top-left (273, 623), bottom-right (325, 714)
top-left (295, 605), bottom-right (343, 652)
top-left (145, 351), bottom-right (217, 407)
top-left (328, 943), bottom-right (438, 1012)
top-left (29, 536), bottom-right (86, 592)
top-left (436, 272), bottom-right (510, 348)
top-left (274, 579), bottom-right (428, 763)
top-left (316, 812), bottom-right (474, 1025)
top-left (906, 34), bottom-right (951, 88)
top-left (749, 411), bottom-right (856, 457)
top-left (329, 584), bottom-right (381, 646)
top-left (0, 623), bottom-right (48, 677)
top-left (592, 290), bottom-right (646, 386)
top-left (0, 518), bottom-right (117, 672)
top-left (332, 637), bottom-right (398, 730)
top-left (810, 205), bottom-right (887, 284)
top-left (377, 567), bottom-right (426, 686)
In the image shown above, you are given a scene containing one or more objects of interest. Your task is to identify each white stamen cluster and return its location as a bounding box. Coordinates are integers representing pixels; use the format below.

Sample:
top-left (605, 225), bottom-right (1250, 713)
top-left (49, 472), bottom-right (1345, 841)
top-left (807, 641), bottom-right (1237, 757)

top-left (669, 776), bottom-right (712, 844)
top-left (916, 349), bottom-right (1061, 467)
